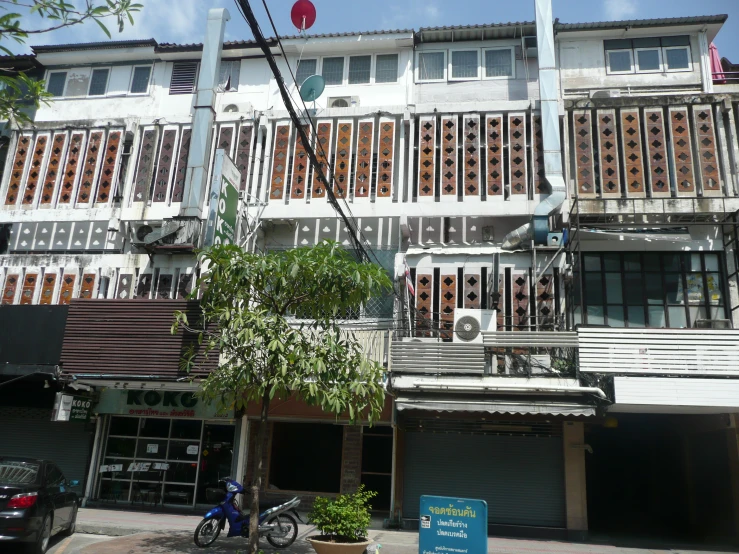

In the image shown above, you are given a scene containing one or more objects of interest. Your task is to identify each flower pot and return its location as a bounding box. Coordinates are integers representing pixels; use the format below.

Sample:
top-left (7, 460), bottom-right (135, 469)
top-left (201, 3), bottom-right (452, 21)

top-left (308, 535), bottom-right (373, 554)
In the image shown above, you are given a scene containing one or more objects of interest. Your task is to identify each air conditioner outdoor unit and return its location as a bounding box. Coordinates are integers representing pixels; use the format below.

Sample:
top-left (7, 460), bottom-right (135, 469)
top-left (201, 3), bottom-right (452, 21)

top-left (453, 308), bottom-right (497, 344)
top-left (328, 96), bottom-right (359, 109)
top-left (222, 102), bottom-right (252, 113)
top-left (522, 36), bottom-right (538, 58)
top-left (590, 89), bottom-right (621, 99)
top-left (128, 221), bottom-right (180, 247)
top-left (695, 319), bottom-right (733, 329)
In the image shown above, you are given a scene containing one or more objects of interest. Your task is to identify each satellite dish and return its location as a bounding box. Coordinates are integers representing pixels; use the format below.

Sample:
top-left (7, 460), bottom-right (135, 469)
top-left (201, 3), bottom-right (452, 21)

top-left (291, 0), bottom-right (316, 31)
top-left (300, 74), bottom-right (325, 102)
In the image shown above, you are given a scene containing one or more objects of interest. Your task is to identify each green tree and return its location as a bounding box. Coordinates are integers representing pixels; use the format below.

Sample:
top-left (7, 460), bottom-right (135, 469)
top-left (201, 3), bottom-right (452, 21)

top-left (173, 241), bottom-right (392, 554)
top-left (0, 0), bottom-right (142, 124)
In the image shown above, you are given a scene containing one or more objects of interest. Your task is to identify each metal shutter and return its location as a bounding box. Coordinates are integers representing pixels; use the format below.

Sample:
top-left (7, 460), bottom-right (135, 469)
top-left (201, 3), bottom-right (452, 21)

top-left (170, 62), bottom-right (199, 95)
top-left (402, 431), bottom-right (566, 528)
top-left (0, 407), bottom-right (93, 488)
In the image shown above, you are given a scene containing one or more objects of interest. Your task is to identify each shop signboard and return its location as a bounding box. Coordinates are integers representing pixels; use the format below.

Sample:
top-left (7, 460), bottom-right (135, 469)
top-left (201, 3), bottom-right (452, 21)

top-left (419, 496), bottom-right (487, 554)
top-left (204, 149), bottom-right (241, 247)
top-left (52, 392), bottom-right (92, 422)
top-left (95, 389), bottom-right (234, 420)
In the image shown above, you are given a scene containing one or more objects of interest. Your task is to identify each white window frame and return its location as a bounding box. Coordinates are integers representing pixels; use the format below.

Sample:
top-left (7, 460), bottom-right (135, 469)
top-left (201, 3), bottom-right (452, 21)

top-left (295, 58), bottom-right (318, 86)
top-left (128, 64), bottom-right (153, 96)
top-left (634, 48), bottom-right (663, 74)
top-left (373, 53), bottom-right (399, 84)
top-left (482, 47), bottom-right (516, 80)
top-left (416, 50), bottom-right (447, 83)
top-left (45, 70), bottom-right (68, 97)
top-left (347, 54), bottom-right (373, 86)
top-left (663, 46), bottom-right (692, 72)
top-left (320, 56), bottom-right (346, 86)
top-left (606, 49), bottom-right (635, 75)
top-left (448, 48), bottom-right (481, 82)
top-left (87, 67), bottom-right (111, 97)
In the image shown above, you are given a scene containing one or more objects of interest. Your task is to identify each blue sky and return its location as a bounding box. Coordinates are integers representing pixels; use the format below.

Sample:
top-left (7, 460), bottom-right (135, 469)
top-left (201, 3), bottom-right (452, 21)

top-left (6, 0), bottom-right (739, 61)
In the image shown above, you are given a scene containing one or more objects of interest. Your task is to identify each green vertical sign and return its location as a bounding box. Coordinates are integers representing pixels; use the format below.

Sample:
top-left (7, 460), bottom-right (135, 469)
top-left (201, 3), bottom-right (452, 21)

top-left (205, 149), bottom-right (242, 247)
top-left (214, 172), bottom-right (238, 245)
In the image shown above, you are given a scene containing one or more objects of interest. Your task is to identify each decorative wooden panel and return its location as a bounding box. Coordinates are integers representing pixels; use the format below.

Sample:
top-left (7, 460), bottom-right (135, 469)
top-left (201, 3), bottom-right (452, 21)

top-left (41, 134), bottom-right (67, 205)
top-left (132, 129), bottom-right (157, 202)
top-left (693, 105), bottom-right (721, 197)
top-left (463, 115), bottom-right (480, 197)
top-left (512, 271), bottom-right (529, 331)
top-left (597, 110), bottom-right (620, 198)
top-left (416, 273), bottom-right (433, 336)
top-left (134, 274), bottom-right (152, 299)
top-left (290, 127), bottom-right (310, 200)
top-left (77, 131), bottom-right (103, 204)
top-left (440, 116), bottom-right (457, 197)
top-left (236, 124), bottom-right (253, 192)
top-left (486, 115), bottom-right (504, 197)
top-left (620, 110), bottom-right (645, 197)
top-left (670, 107), bottom-right (696, 197)
top-left (156, 273), bottom-right (173, 299)
top-left (79, 273), bottom-right (97, 299)
top-left (644, 109), bottom-right (671, 198)
top-left (59, 133), bottom-right (84, 204)
top-left (58, 274), bottom-right (76, 305)
top-left (354, 120), bottom-right (374, 199)
top-left (96, 131), bottom-right (121, 204)
top-left (152, 129), bottom-right (176, 202)
top-left (217, 126), bottom-right (234, 157)
top-left (116, 273), bottom-right (133, 299)
top-left (39, 273), bottom-right (57, 305)
top-left (463, 273), bottom-right (481, 309)
top-left (573, 110), bottom-right (596, 198)
top-left (509, 113), bottom-right (527, 196)
top-left (536, 273), bottom-right (554, 330)
top-left (5, 134), bottom-right (31, 205)
top-left (418, 117), bottom-right (436, 198)
top-left (171, 128), bottom-right (191, 203)
top-left (19, 273), bottom-right (38, 305)
top-left (490, 271), bottom-right (504, 330)
top-left (334, 121), bottom-right (353, 198)
top-left (532, 114), bottom-right (545, 195)
top-left (440, 274), bottom-right (456, 340)
top-left (22, 135), bottom-right (48, 205)
top-left (177, 273), bottom-right (194, 299)
top-left (269, 124), bottom-right (290, 201)
top-left (376, 119), bottom-right (394, 198)
top-left (311, 122), bottom-right (332, 199)
top-left (2, 274), bottom-right (19, 305)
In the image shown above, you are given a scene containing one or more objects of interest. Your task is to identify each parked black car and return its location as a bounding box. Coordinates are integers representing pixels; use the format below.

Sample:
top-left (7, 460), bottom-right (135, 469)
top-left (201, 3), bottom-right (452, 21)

top-left (0, 457), bottom-right (79, 553)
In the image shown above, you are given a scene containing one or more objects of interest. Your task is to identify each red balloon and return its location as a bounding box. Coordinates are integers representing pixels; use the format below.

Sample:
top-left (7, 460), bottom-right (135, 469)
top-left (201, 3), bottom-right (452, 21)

top-left (290, 0), bottom-right (316, 31)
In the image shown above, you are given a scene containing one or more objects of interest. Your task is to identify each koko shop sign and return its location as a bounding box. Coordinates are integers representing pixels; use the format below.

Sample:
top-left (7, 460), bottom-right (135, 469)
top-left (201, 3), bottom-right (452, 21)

top-left (95, 389), bottom-right (234, 419)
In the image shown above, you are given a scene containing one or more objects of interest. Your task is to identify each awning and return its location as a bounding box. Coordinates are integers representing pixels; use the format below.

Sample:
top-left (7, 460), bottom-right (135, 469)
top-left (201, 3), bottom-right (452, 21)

top-left (395, 396), bottom-right (597, 417)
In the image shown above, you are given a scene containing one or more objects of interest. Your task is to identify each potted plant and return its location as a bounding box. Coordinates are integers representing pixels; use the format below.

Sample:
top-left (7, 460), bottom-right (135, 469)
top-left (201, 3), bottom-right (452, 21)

top-left (307, 485), bottom-right (376, 554)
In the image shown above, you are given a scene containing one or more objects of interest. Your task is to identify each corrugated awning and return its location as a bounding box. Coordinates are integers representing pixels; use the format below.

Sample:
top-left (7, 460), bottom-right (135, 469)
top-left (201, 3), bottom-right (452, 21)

top-left (395, 396), bottom-right (596, 417)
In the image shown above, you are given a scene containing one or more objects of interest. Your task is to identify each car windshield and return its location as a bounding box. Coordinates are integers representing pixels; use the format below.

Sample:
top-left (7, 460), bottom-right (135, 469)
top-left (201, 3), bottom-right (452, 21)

top-left (0, 460), bottom-right (41, 485)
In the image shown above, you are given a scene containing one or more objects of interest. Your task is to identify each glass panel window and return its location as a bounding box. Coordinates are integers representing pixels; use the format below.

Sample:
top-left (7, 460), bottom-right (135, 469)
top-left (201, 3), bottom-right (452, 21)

top-left (607, 305), bottom-right (625, 327)
top-left (109, 416), bottom-right (139, 436)
top-left (375, 54), bottom-right (398, 83)
top-left (136, 439), bottom-right (167, 459)
top-left (322, 57), bottom-right (345, 85)
top-left (583, 254), bottom-right (602, 272)
top-left (636, 49), bottom-right (661, 72)
top-left (295, 59), bottom-right (317, 86)
top-left (586, 305), bottom-right (605, 325)
top-left (605, 273), bottom-right (623, 304)
top-left (348, 56), bottom-right (371, 84)
top-left (138, 418), bottom-right (170, 438)
top-left (585, 273), bottom-right (604, 305)
top-left (665, 47), bottom-right (690, 70)
top-left (668, 306), bottom-right (688, 328)
top-left (47, 72), bottom-right (67, 97)
top-left (484, 49), bottom-right (513, 78)
top-left (624, 273), bottom-right (643, 304)
top-left (130, 66), bottom-right (151, 94)
top-left (704, 254), bottom-right (720, 272)
top-left (627, 306), bottom-right (645, 327)
top-left (648, 306), bottom-right (666, 328)
top-left (685, 273), bottom-right (704, 304)
top-left (418, 52), bottom-right (445, 81)
top-left (706, 273), bottom-right (722, 304)
top-left (665, 273), bottom-right (685, 304)
top-left (171, 420), bottom-right (202, 440)
top-left (603, 253), bottom-right (621, 271)
top-left (218, 60), bottom-right (240, 92)
top-left (607, 50), bottom-right (633, 73)
top-left (88, 68), bottom-right (109, 96)
top-left (451, 50), bottom-right (479, 79)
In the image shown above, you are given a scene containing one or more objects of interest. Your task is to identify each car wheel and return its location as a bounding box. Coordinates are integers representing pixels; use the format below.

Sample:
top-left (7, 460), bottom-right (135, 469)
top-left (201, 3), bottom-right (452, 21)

top-left (27, 513), bottom-right (51, 554)
top-left (61, 505), bottom-right (77, 537)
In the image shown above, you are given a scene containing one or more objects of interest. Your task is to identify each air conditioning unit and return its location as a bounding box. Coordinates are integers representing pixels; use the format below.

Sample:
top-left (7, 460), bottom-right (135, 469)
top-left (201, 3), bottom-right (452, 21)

top-left (222, 102), bottom-right (252, 113)
top-left (522, 36), bottom-right (538, 58)
top-left (128, 221), bottom-right (162, 246)
top-left (453, 309), bottom-right (497, 344)
top-left (328, 96), bottom-right (359, 109)
top-left (695, 319), bottom-right (733, 329)
top-left (505, 354), bottom-right (552, 375)
top-left (590, 89), bottom-right (621, 99)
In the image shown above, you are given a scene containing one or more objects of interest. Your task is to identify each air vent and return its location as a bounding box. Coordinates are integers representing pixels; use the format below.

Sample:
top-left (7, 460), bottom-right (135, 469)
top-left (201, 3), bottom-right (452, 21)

top-left (328, 96), bottom-right (359, 109)
top-left (170, 62), bottom-right (199, 95)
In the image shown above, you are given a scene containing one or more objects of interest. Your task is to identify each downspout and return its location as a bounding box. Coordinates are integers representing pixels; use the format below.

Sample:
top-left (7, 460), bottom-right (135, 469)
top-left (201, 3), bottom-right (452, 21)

top-left (502, 0), bottom-right (566, 250)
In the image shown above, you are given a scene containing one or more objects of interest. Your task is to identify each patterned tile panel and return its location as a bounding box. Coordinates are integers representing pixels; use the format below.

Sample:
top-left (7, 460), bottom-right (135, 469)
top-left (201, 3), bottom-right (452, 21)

top-left (486, 115), bottom-right (504, 197)
top-left (463, 273), bottom-right (481, 309)
top-left (573, 110), bottom-right (596, 197)
top-left (418, 117), bottom-right (436, 198)
top-left (512, 271), bottom-right (529, 331)
top-left (620, 110), bottom-right (645, 197)
top-left (670, 107), bottom-right (696, 197)
top-left (96, 131), bottom-right (121, 204)
top-left (644, 109), bottom-right (671, 198)
top-left (22, 135), bottom-right (48, 205)
top-left (311, 122), bottom-right (332, 199)
top-left (177, 273), bottom-right (194, 299)
top-left (376, 119), bottom-right (394, 198)
top-left (135, 273), bottom-right (153, 299)
top-left (354, 120), bottom-right (374, 198)
top-left (5, 135), bottom-right (31, 205)
top-left (416, 273), bottom-right (433, 336)
top-left (693, 105), bottom-right (721, 196)
top-left (440, 116), bottom-right (457, 197)
top-left (58, 274), bottom-right (76, 305)
top-left (59, 133), bottom-right (84, 204)
top-left (440, 274), bottom-right (456, 340)
top-left (217, 126), bottom-right (234, 157)
top-left (532, 114), bottom-right (545, 195)
top-left (79, 273), bottom-right (97, 299)
top-left (235, 124), bottom-right (253, 192)
top-left (508, 114), bottom-right (527, 196)
top-left (171, 128), bottom-right (191, 202)
top-left (334, 121), bottom-right (353, 198)
top-left (536, 274), bottom-right (554, 330)
top-left (156, 273), bottom-right (173, 299)
top-left (116, 273), bottom-right (133, 300)
top-left (270, 124), bottom-right (290, 201)
top-left (1, 274), bottom-right (19, 305)
top-left (290, 127), bottom-right (310, 200)
top-left (39, 273), bottom-right (57, 305)
top-left (132, 129), bottom-right (157, 202)
top-left (597, 110), bottom-right (620, 198)
top-left (152, 129), bottom-right (177, 202)
top-left (77, 131), bottom-right (103, 204)
top-left (40, 134), bottom-right (67, 205)
top-left (19, 273), bottom-right (38, 305)
top-left (463, 115), bottom-right (480, 197)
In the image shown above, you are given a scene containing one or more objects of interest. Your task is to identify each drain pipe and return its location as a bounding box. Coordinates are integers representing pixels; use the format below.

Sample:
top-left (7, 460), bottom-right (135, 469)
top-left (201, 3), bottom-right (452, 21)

top-left (502, 0), bottom-right (566, 250)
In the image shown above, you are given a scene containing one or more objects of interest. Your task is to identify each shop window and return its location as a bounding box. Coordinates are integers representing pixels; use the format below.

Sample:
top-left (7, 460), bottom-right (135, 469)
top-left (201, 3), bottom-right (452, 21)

top-left (171, 419), bottom-right (202, 440)
top-left (139, 417), bottom-right (170, 438)
top-left (109, 416), bottom-right (138, 436)
top-left (269, 422), bottom-right (342, 492)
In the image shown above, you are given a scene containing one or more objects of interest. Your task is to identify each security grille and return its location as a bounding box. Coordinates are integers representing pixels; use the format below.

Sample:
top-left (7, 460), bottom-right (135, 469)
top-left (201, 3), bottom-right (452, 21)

top-left (170, 62), bottom-right (199, 95)
top-left (402, 418), bottom-right (563, 437)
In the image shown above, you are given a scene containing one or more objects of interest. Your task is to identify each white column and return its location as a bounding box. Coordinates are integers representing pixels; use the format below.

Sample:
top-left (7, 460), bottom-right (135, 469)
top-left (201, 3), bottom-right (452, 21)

top-left (82, 415), bottom-right (104, 506)
top-left (235, 416), bottom-right (249, 484)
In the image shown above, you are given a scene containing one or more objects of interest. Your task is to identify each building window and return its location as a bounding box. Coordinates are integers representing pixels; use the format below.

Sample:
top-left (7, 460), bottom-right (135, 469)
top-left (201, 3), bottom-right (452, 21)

top-left (269, 422), bottom-right (343, 492)
top-left (605, 36), bottom-right (691, 74)
top-left (484, 48), bottom-right (514, 78)
top-left (375, 54), bottom-right (398, 83)
top-left (665, 47), bottom-right (690, 71)
top-left (348, 55), bottom-right (371, 84)
top-left (417, 51), bottom-right (446, 82)
top-left (46, 71), bottom-right (67, 97)
top-left (130, 66), bottom-right (152, 94)
top-left (169, 62), bottom-right (198, 95)
top-left (606, 49), bottom-right (634, 73)
top-left (217, 60), bottom-right (240, 92)
top-left (295, 59), bottom-right (316, 85)
top-left (635, 48), bottom-right (662, 72)
top-left (322, 57), bottom-right (344, 86)
top-left (88, 68), bottom-right (110, 96)
top-left (450, 50), bottom-right (479, 80)
top-left (576, 252), bottom-right (725, 328)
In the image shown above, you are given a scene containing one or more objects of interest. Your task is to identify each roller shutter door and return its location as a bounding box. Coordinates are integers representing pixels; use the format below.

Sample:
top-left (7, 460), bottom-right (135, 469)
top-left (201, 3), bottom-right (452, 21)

top-left (0, 406), bottom-right (93, 488)
top-left (403, 431), bottom-right (565, 528)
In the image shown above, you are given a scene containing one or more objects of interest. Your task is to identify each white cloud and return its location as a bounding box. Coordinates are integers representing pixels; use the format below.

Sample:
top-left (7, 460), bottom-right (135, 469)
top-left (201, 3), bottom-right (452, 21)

top-left (603, 0), bottom-right (638, 21)
top-left (381, 0), bottom-right (443, 29)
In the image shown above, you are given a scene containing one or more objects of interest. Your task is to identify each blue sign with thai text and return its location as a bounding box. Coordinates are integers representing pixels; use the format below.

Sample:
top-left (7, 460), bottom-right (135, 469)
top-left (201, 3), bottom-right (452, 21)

top-left (419, 495), bottom-right (487, 554)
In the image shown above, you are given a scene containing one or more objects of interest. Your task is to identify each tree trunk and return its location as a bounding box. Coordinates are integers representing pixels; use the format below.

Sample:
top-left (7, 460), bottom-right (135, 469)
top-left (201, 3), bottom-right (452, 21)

top-left (247, 390), bottom-right (271, 554)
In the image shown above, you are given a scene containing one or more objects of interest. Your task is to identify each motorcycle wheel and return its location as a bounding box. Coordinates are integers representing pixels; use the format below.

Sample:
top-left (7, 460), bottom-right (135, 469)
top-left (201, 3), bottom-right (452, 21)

top-left (194, 517), bottom-right (222, 547)
top-left (266, 513), bottom-right (298, 548)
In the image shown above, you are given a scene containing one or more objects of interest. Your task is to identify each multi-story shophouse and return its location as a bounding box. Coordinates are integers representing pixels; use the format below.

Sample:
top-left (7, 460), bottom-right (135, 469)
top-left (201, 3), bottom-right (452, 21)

top-left (2, 0), bottom-right (739, 547)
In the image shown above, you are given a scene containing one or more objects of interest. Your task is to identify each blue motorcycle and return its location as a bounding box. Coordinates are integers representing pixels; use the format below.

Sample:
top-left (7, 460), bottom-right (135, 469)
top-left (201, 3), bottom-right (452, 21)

top-left (194, 478), bottom-right (300, 548)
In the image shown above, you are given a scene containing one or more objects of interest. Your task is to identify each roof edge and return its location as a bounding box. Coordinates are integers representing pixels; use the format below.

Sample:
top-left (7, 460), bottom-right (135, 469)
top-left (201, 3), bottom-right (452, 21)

top-left (32, 39), bottom-right (158, 54)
